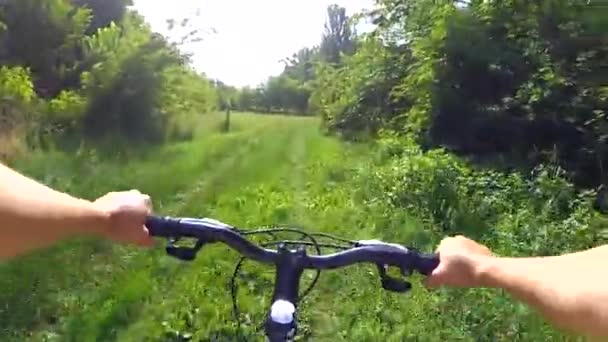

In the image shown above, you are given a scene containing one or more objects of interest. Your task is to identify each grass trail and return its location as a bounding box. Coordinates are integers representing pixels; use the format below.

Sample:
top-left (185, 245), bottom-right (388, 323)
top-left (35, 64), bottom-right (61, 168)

top-left (1, 113), bottom-right (379, 342)
top-left (1, 113), bottom-right (582, 341)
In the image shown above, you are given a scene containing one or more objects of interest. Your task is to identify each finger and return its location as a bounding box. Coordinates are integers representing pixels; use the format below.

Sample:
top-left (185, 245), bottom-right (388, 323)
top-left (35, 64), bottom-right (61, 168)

top-left (137, 227), bottom-right (154, 247)
top-left (423, 264), bottom-right (446, 288)
top-left (142, 194), bottom-right (153, 213)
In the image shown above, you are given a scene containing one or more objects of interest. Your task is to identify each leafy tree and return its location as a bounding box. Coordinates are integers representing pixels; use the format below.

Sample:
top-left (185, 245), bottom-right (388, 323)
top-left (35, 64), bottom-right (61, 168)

top-left (281, 47), bottom-right (319, 82)
top-left (0, 66), bottom-right (37, 135)
top-left (0, 0), bottom-right (218, 149)
top-left (313, 0), bottom-right (608, 187)
top-left (214, 80), bottom-right (240, 111)
top-left (319, 4), bottom-right (356, 64)
top-left (0, 0), bottom-right (92, 97)
top-left (72, 0), bottom-right (132, 33)
top-left (238, 86), bottom-right (257, 111)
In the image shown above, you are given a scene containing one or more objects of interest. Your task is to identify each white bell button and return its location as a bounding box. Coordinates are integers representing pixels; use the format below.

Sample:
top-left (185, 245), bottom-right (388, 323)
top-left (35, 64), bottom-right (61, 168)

top-left (270, 299), bottom-right (295, 324)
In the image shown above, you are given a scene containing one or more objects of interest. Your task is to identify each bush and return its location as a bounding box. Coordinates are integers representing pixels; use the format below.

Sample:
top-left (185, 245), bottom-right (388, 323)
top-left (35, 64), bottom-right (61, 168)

top-left (0, 2), bottom-right (219, 150)
top-left (0, 66), bottom-right (39, 159)
top-left (314, 0), bottom-right (608, 188)
top-left (362, 135), bottom-right (606, 256)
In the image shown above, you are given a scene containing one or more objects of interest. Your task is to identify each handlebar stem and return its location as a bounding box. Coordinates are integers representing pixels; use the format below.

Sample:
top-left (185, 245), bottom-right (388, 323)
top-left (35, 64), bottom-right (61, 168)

top-left (265, 245), bottom-right (304, 342)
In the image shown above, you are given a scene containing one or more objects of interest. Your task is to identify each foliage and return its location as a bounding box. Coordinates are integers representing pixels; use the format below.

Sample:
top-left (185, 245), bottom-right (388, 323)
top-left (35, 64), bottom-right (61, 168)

top-left (313, 0), bottom-right (608, 188)
top-left (367, 133), bottom-right (604, 255)
top-left (0, 0), bottom-right (218, 155)
top-left (72, 0), bottom-right (132, 33)
top-left (0, 66), bottom-right (39, 150)
top-left (213, 80), bottom-right (240, 111)
top-left (356, 133), bottom-right (605, 340)
top-left (79, 14), bottom-right (212, 142)
top-left (282, 47), bottom-right (318, 82)
top-left (310, 37), bottom-right (410, 138)
top-left (0, 0), bottom-right (93, 97)
top-left (320, 4), bottom-right (356, 65)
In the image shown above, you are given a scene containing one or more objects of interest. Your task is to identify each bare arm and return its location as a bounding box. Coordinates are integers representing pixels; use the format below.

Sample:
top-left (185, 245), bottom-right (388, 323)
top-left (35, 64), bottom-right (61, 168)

top-left (479, 247), bottom-right (608, 337)
top-left (0, 163), bottom-right (153, 259)
top-left (425, 236), bottom-right (608, 338)
top-left (0, 163), bottom-right (80, 201)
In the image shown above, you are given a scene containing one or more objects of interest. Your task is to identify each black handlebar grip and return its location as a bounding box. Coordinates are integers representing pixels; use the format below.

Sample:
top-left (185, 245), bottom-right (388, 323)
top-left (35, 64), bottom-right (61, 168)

top-left (145, 215), bottom-right (180, 237)
top-left (415, 253), bottom-right (440, 276)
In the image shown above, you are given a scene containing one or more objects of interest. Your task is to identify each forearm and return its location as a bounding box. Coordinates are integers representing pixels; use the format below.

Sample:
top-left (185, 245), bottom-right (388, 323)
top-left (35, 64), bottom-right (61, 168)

top-left (0, 163), bottom-right (76, 201)
top-left (477, 247), bottom-right (608, 337)
top-left (0, 164), bottom-right (109, 259)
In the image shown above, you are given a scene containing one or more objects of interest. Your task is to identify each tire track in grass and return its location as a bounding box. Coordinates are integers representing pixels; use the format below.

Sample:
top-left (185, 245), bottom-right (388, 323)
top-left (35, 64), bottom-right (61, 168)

top-left (150, 120), bottom-right (318, 341)
top-left (274, 138), bottom-right (379, 342)
top-left (126, 117), bottom-right (374, 342)
top-left (204, 124), bottom-right (370, 341)
top-left (157, 118), bottom-right (324, 342)
top-left (53, 117), bottom-right (294, 342)
top-left (107, 116), bottom-right (315, 341)
top-left (124, 122), bottom-right (372, 342)
top-left (191, 125), bottom-right (369, 341)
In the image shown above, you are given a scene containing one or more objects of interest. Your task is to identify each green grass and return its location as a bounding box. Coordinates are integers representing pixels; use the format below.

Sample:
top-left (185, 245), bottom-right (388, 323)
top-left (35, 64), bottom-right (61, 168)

top-left (0, 112), bottom-right (593, 341)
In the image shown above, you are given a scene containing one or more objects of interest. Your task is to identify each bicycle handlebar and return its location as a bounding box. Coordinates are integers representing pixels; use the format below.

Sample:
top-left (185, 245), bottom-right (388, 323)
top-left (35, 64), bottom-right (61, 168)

top-left (145, 215), bottom-right (439, 275)
top-left (145, 215), bottom-right (440, 342)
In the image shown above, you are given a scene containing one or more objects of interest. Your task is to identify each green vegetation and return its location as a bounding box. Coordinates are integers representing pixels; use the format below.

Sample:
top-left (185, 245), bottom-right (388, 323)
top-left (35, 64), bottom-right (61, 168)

top-left (234, 1), bottom-right (607, 189)
top-left (310, 0), bottom-right (608, 188)
top-left (1, 113), bottom-right (603, 341)
top-left (1, 0), bottom-right (607, 341)
top-left (0, 0), bottom-right (217, 160)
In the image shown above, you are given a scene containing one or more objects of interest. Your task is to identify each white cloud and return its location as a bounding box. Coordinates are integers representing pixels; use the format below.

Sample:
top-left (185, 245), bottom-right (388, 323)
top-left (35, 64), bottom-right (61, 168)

top-left (131, 0), bottom-right (373, 87)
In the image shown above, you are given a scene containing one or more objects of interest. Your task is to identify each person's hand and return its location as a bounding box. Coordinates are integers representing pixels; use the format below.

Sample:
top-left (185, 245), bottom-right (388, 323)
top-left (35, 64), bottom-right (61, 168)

top-left (424, 235), bottom-right (493, 288)
top-left (93, 190), bottom-right (154, 247)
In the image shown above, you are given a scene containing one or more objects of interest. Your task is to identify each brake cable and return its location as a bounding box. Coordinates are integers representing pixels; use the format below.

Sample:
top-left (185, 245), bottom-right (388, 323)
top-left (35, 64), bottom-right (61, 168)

top-left (229, 226), bottom-right (356, 336)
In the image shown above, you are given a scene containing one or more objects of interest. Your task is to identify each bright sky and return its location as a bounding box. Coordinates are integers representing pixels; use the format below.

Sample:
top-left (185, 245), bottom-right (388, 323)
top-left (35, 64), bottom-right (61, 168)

top-left (131, 0), bottom-right (374, 88)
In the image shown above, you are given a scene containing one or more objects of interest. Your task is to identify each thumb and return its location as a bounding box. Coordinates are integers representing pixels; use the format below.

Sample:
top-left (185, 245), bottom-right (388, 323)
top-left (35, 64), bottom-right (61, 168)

top-left (423, 263), bottom-right (446, 288)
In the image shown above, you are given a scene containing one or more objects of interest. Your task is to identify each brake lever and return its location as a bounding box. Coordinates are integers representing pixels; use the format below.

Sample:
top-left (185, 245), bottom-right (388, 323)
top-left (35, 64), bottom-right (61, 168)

top-left (166, 237), bottom-right (206, 261)
top-left (376, 264), bottom-right (412, 293)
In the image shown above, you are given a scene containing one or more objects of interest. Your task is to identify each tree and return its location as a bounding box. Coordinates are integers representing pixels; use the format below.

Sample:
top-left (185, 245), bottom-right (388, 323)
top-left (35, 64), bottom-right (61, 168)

top-left (0, 0), bottom-right (218, 147)
top-left (0, 0), bottom-right (92, 97)
top-left (281, 46), bottom-right (319, 82)
top-left (214, 80), bottom-right (239, 110)
top-left (72, 0), bottom-right (132, 33)
top-left (313, 0), bottom-right (608, 187)
top-left (238, 86), bottom-right (257, 111)
top-left (319, 4), bottom-right (356, 64)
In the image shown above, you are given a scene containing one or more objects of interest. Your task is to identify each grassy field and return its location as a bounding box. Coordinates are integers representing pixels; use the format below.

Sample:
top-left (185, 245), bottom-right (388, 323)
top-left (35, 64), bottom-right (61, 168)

top-left (0, 112), bottom-right (591, 341)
